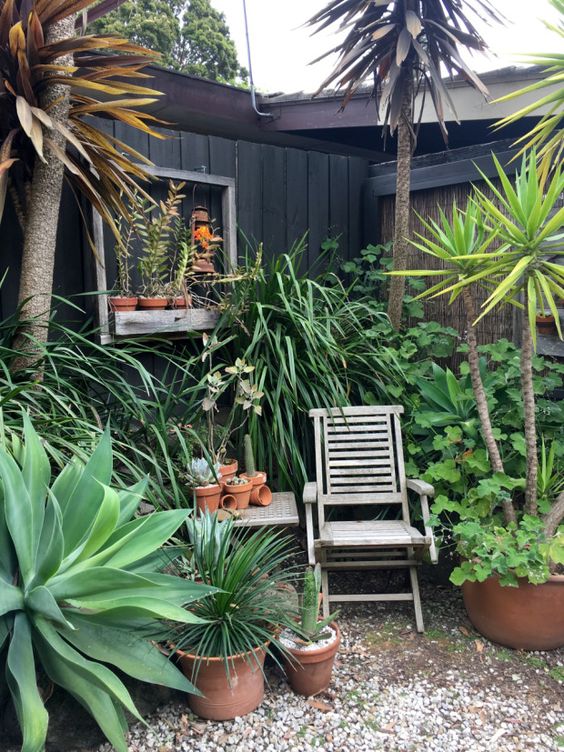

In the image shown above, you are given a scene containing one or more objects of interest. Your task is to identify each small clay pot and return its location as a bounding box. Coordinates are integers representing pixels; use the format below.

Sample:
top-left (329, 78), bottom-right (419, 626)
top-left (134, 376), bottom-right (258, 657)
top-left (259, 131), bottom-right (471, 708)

top-left (194, 484), bottom-right (222, 515)
top-left (222, 478), bottom-right (253, 510)
top-left (251, 484), bottom-right (273, 507)
top-left (536, 314), bottom-right (557, 336)
top-left (284, 622), bottom-right (341, 696)
top-left (109, 296), bottom-right (138, 312)
top-left (138, 297), bottom-right (168, 310)
top-left (220, 493), bottom-right (238, 511)
top-left (177, 646), bottom-right (267, 720)
top-left (169, 294), bottom-right (192, 309)
top-left (240, 471), bottom-right (267, 504)
top-left (462, 575), bottom-right (564, 650)
top-left (219, 459), bottom-right (238, 484)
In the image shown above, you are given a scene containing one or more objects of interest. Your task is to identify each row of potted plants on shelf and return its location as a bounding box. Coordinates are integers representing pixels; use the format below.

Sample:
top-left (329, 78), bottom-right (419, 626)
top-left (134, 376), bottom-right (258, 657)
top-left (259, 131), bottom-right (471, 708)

top-left (109, 180), bottom-right (223, 313)
top-left (0, 419), bottom-right (341, 752)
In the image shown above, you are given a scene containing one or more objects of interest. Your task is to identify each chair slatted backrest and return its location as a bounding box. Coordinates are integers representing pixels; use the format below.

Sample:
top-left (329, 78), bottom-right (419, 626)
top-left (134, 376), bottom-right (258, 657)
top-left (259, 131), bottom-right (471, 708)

top-left (310, 406), bottom-right (410, 527)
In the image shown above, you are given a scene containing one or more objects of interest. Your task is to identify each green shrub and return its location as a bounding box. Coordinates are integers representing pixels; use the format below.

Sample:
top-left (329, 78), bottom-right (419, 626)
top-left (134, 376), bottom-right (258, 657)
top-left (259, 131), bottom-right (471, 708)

top-left (0, 416), bottom-right (210, 752)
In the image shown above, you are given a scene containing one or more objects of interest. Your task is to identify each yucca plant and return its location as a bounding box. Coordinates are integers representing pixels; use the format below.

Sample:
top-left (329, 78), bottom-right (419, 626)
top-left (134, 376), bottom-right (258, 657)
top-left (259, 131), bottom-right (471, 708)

top-left (308, 0), bottom-right (503, 329)
top-left (494, 0), bottom-right (564, 174)
top-left (0, 415), bottom-right (212, 752)
top-left (0, 0), bottom-right (164, 355)
top-left (390, 151), bottom-right (564, 554)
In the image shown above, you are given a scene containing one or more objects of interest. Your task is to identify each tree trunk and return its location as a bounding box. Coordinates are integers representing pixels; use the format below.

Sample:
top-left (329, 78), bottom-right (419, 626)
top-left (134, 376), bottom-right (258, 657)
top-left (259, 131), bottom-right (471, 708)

top-left (521, 299), bottom-right (538, 515)
top-left (387, 82), bottom-right (414, 331)
top-left (11, 16), bottom-right (75, 370)
top-left (544, 491), bottom-right (564, 540)
top-left (462, 288), bottom-right (516, 524)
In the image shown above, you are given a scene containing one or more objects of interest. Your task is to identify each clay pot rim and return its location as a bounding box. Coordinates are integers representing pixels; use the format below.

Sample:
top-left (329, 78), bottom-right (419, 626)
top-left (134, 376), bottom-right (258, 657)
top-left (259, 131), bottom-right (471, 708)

top-left (536, 314), bottom-right (555, 321)
top-left (490, 573), bottom-right (564, 586)
top-left (175, 641), bottom-right (269, 664)
top-left (284, 622), bottom-right (341, 658)
top-left (223, 479), bottom-right (253, 493)
top-left (109, 295), bottom-right (138, 301)
top-left (220, 459), bottom-right (238, 471)
top-left (193, 483), bottom-right (221, 494)
top-left (240, 471), bottom-right (267, 486)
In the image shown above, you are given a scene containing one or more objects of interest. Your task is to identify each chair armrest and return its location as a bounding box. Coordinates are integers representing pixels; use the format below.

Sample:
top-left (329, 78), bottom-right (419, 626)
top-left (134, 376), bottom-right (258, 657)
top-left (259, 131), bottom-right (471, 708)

top-left (303, 481), bottom-right (318, 504)
top-left (407, 478), bottom-right (435, 498)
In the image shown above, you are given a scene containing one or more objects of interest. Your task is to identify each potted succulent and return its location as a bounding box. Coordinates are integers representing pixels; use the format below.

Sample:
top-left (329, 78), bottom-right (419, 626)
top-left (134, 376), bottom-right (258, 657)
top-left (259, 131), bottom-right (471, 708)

top-left (168, 224), bottom-right (194, 309)
top-left (184, 457), bottom-right (222, 514)
top-left (392, 152), bottom-right (564, 650)
top-left (222, 475), bottom-right (253, 510)
top-left (282, 564), bottom-right (340, 696)
top-left (241, 433), bottom-right (272, 507)
top-left (175, 512), bottom-right (298, 720)
top-left (137, 181), bottom-right (186, 309)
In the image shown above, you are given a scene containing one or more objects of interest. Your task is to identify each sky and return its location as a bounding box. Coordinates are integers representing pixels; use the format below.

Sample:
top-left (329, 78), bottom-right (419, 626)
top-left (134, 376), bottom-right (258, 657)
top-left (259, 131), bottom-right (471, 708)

top-left (211, 0), bottom-right (560, 94)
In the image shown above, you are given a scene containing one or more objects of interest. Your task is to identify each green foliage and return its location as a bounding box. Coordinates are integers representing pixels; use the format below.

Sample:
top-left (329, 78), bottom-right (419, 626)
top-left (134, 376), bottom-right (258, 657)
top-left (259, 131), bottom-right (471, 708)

top-left (244, 433), bottom-right (256, 477)
top-left (0, 417), bottom-right (210, 752)
top-left (91, 0), bottom-right (248, 84)
top-left (213, 241), bottom-right (402, 494)
top-left (450, 516), bottom-right (562, 587)
top-left (176, 513), bottom-right (298, 675)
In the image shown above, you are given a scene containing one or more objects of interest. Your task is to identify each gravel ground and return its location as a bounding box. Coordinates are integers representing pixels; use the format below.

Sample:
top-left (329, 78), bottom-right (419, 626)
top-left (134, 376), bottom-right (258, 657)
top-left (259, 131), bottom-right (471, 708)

top-left (98, 577), bottom-right (564, 752)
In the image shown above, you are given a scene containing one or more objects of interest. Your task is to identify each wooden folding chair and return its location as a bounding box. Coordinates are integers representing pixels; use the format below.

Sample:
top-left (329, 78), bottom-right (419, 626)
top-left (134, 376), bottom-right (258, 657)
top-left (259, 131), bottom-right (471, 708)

top-left (303, 405), bottom-right (438, 632)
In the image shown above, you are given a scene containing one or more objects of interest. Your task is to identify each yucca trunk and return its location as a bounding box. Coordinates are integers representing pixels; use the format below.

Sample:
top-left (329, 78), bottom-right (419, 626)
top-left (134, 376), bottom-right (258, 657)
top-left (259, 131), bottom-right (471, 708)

top-left (12, 16), bottom-right (75, 370)
top-left (387, 83), bottom-right (413, 331)
top-left (521, 295), bottom-right (538, 515)
top-left (462, 288), bottom-right (516, 523)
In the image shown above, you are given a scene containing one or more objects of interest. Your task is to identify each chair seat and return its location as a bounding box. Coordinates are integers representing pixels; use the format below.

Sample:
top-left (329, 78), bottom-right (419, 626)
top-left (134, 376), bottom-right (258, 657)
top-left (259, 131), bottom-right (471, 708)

top-left (318, 520), bottom-right (430, 548)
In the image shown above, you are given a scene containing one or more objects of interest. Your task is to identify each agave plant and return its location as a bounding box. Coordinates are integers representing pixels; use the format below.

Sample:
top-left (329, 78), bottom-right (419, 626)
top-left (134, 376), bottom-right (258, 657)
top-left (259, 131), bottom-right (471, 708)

top-left (0, 415), bottom-right (211, 752)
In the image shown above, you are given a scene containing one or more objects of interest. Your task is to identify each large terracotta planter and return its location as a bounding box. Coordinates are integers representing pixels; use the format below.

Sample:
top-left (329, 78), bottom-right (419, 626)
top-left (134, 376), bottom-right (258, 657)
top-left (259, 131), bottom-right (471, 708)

top-left (194, 484), bottom-right (222, 515)
top-left (283, 622), bottom-right (341, 696)
top-left (462, 575), bottom-right (564, 650)
top-left (177, 646), bottom-right (266, 720)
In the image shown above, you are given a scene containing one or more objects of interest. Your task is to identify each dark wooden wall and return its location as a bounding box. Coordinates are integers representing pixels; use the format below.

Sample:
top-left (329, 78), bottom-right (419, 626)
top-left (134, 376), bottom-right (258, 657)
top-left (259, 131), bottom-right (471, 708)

top-left (0, 122), bottom-right (370, 324)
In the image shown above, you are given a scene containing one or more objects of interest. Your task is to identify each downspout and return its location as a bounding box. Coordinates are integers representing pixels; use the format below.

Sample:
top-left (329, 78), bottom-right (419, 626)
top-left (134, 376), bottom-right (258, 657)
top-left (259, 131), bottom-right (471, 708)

top-left (242, 0), bottom-right (273, 119)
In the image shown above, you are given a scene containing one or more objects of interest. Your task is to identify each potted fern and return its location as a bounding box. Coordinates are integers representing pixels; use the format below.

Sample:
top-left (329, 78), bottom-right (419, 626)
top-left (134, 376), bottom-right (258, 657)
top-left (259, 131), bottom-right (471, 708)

top-left (281, 564), bottom-right (340, 696)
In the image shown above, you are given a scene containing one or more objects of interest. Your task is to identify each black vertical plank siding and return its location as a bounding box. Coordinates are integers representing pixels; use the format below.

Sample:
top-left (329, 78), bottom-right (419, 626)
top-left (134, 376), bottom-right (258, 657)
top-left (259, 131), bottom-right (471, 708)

top-left (148, 128), bottom-right (181, 169)
top-left (209, 136), bottom-right (237, 260)
top-left (261, 145), bottom-right (286, 259)
top-left (307, 151), bottom-right (329, 269)
top-left (329, 154), bottom-right (350, 262)
top-left (285, 148), bottom-right (308, 252)
top-left (237, 141), bottom-right (263, 253)
top-left (348, 157), bottom-right (368, 260)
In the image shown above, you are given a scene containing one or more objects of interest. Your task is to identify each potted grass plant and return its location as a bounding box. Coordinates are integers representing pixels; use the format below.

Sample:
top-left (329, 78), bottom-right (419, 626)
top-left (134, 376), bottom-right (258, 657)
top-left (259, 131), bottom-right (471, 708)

top-left (174, 512), bottom-right (298, 720)
top-left (282, 564), bottom-right (340, 696)
top-left (391, 152), bottom-right (564, 650)
top-left (109, 212), bottom-right (138, 312)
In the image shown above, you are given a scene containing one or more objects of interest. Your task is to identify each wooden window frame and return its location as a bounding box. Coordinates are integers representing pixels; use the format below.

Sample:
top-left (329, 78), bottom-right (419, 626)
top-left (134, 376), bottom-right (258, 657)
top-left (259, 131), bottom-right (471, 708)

top-left (93, 165), bottom-right (237, 344)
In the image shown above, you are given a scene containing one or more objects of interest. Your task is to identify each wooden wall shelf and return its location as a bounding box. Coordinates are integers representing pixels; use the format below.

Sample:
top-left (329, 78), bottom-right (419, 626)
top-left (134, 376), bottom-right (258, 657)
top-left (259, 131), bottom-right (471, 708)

top-left (102, 308), bottom-right (220, 342)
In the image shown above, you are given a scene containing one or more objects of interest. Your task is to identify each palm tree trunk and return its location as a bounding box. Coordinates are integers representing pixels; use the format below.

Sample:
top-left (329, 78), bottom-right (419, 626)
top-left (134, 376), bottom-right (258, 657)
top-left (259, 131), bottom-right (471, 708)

top-left (544, 491), bottom-right (564, 540)
top-left (387, 82), bottom-right (414, 331)
top-left (11, 16), bottom-right (75, 371)
top-left (521, 298), bottom-right (538, 515)
top-left (462, 288), bottom-right (516, 524)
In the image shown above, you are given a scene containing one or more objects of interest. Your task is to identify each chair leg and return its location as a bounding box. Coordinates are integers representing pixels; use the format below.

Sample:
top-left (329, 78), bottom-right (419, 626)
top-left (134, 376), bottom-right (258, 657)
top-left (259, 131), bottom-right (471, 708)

top-left (320, 552), bottom-right (330, 619)
top-left (409, 566), bottom-right (425, 633)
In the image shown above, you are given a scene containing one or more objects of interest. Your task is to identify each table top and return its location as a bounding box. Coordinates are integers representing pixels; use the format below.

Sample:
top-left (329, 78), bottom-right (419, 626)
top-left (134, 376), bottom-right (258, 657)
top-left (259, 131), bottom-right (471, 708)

top-left (223, 492), bottom-right (299, 527)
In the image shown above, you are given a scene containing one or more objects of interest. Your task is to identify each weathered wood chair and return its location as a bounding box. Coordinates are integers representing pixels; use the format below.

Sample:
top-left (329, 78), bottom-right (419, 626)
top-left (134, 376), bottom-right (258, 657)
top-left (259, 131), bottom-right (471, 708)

top-left (304, 405), bottom-right (438, 632)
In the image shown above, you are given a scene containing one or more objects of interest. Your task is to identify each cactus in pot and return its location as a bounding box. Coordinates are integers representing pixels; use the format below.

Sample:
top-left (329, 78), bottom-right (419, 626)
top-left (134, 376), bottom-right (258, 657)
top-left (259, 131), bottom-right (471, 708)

top-left (241, 434), bottom-right (272, 506)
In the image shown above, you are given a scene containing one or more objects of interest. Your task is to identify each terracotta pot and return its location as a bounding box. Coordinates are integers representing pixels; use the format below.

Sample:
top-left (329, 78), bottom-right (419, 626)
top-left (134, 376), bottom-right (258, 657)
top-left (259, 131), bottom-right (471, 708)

top-left (222, 478), bottom-right (253, 509)
top-left (194, 484), bottom-right (222, 515)
top-left (219, 459), bottom-right (238, 483)
top-left (462, 575), bottom-right (564, 650)
top-left (536, 314), bottom-right (557, 336)
top-left (169, 294), bottom-right (192, 309)
top-left (138, 297), bottom-right (168, 310)
top-left (220, 493), bottom-right (238, 511)
top-left (109, 296), bottom-right (138, 312)
top-left (177, 646), bottom-right (267, 720)
top-left (284, 622), bottom-right (341, 696)
top-left (250, 484), bottom-right (273, 507)
top-left (240, 471), bottom-right (267, 504)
